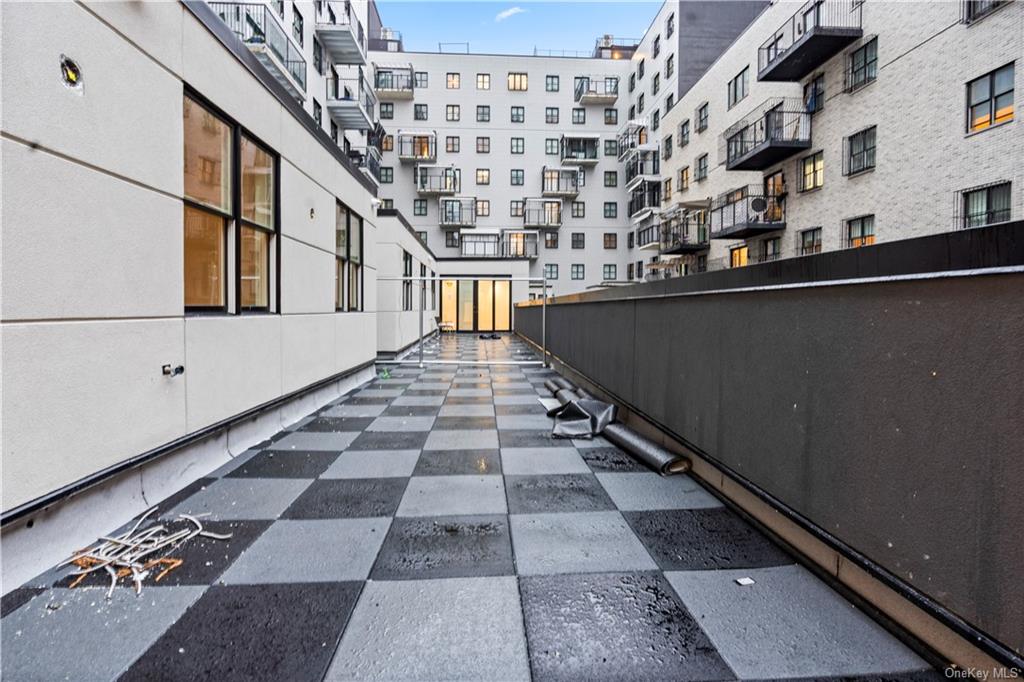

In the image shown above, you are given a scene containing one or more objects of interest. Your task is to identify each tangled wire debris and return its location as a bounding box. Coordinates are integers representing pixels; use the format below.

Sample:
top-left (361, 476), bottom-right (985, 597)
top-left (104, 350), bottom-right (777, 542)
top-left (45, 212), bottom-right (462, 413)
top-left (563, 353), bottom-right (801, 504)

top-left (59, 507), bottom-right (232, 599)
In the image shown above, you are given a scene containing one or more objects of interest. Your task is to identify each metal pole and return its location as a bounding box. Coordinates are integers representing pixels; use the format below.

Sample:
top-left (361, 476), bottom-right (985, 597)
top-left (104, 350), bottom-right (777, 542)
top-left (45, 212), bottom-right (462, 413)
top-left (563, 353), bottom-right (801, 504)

top-left (418, 278), bottom-right (425, 368)
top-left (542, 275), bottom-right (548, 368)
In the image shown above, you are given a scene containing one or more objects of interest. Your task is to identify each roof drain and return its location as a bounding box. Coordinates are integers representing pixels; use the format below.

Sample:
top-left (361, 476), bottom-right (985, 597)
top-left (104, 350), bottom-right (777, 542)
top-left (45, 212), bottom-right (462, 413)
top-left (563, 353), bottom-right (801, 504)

top-left (544, 377), bottom-right (691, 476)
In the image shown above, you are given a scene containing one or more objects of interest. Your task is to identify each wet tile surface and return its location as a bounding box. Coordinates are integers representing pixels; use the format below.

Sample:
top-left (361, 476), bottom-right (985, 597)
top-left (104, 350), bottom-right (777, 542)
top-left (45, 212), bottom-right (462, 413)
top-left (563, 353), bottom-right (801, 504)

top-left (1, 335), bottom-right (934, 681)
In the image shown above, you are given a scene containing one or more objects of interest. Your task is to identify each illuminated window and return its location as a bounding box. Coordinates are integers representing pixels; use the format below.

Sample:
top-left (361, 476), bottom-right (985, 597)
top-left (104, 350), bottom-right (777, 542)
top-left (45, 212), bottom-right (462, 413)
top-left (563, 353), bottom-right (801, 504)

top-left (800, 227), bottom-right (822, 255)
top-left (476, 73), bottom-right (490, 90)
top-left (446, 72), bottom-right (460, 89)
top-left (507, 72), bottom-right (528, 91)
top-left (847, 215), bottom-right (875, 248)
top-left (730, 245), bottom-right (748, 268)
top-left (800, 151), bottom-right (824, 191)
top-left (967, 63), bottom-right (1014, 133)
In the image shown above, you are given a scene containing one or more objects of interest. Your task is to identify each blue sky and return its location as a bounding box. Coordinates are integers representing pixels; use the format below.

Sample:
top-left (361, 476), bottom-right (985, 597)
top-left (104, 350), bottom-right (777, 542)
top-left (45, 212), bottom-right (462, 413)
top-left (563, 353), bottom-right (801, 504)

top-left (375, 1), bottom-right (661, 56)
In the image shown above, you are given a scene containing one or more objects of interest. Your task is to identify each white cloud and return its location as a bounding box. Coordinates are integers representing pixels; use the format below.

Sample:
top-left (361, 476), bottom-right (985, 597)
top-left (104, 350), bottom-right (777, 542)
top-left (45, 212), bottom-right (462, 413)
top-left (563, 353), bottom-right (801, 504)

top-left (495, 6), bottom-right (526, 22)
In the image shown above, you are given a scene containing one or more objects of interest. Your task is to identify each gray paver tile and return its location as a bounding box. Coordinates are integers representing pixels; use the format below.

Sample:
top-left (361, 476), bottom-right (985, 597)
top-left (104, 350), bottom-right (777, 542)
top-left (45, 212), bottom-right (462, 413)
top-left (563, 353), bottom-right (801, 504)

top-left (321, 450), bottom-right (421, 479)
top-left (162, 478), bottom-right (311, 520)
top-left (509, 511), bottom-right (657, 575)
top-left (596, 473), bottom-right (722, 510)
top-left (397, 476), bottom-right (507, 516)
top-left (423, 429), bottom-right (499, 451)
top-left (272, 431), bottom-right (359, 452)
top-left (500, 447), bottom-right (589, 475)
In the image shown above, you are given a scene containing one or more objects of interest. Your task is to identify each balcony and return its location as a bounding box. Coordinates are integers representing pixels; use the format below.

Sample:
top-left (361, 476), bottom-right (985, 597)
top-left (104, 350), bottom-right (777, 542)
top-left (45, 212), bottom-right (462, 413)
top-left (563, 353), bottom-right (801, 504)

top-left (326, 69), bottom-right (376, 130)
top-left (416, 165), bottom-right (460, 195)
top-left (347, 145), bottom-right (381, 185)
top-left (636, 223), bottom-right (661, 250)
top-left (439, 197), bottom-right (477, 229)
top-left (574, 76), bottom-right (619, 104)
top-left (758, 0), bottom-right (864, 82)
top-left (369, 27), bottom-right (404, 52)
top-left (617, 120), bottom-right (655, 161)
top-left (374, 63), bottom-right (415, 100)
top-left (460, 233), bottom-right (538, 259)
top-left (709, 185), bottom-right (786, 239)
top-left (624, 149), bottom-right (660, 192)
top-left (593, 34), bottom-right (641, 60)
top-left (721, 98), bottom-right (812, 170)
top-left (628, 180), bottom-right (661, 221)
top-left (397, 131), bottom-right (436, 163)
top-left (660, 208), bottom-right (709, 254)
top-left (210, 2), bottom-right (306, 100)
top-left (541, 168), bottom-right (579, 198)
top-left (560, 135), bottom-right (600, 166)
top-left (315, 1), bottom-right (366, 65)
top-left (524, 198), bottom-right (562, 229)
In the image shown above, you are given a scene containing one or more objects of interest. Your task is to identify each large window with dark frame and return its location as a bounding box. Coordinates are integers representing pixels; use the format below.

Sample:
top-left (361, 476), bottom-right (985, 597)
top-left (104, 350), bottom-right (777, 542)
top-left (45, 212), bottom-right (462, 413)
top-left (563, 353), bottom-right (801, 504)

top-left (844, 126), bottom-right (876, 175)
top-left (961, 181), bottom-right (1011, 228)
top-left (847, 215), bottom-right (875, 248)
top-left (800, 227), bottom-right (822, 255)
top-left (184, 92), bottom-right (277, 313)
top-left (335, 202), bottom-right (364, 311)
top-left (846, 38), bottom-right (877, 91)
top-left (966, 63), bottom-right (1014, 133)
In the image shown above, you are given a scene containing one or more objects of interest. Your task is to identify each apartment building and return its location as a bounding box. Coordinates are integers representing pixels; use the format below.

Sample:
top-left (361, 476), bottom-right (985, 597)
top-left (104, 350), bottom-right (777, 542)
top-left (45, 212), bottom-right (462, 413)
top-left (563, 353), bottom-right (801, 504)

top-left (654, 0), bottom-right (1022, 274)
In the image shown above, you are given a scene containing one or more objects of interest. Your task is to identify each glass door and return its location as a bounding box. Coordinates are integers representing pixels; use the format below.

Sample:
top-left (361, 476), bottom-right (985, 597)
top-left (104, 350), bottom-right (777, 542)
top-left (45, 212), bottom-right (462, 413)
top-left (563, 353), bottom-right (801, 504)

top-left (457, 280), bottom-right (474, 331)
top-left (494, 281), bottom-right (511, 331)
top-left (477, 280), bottom-right (494, 331)
top-left (441, 279), bottom-right (458, 329)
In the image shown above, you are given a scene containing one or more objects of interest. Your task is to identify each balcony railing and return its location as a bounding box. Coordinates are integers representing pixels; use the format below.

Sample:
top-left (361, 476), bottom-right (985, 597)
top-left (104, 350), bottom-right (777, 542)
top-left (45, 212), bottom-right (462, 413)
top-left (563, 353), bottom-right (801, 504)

top-left (416, 165), bottom-right (461, 195)
top-left (325, 70), bottom-right (376, 129)
top-left (757, 0), bottom-right (864, 82)
top-left (721, 98), bottom-right (812, 170)
top-left (347, 145), bottom-right (381, 184)
top-left (374, 64), bottom-right (415, 99)
top-left (625, 150), bottom-right (660, 190)
top-left (636, 224), bottom-right (661, 250)
top-left (660, 211), bottom-right (709, 253)
top-left (369, 27), bottom-right (404, 52)
top-left (524, 199), bottom-right (562, 229)
top-left (628, 180), bottom-right (661, 219)
top-left (560, 136), bottom-right (600, 165)
top-left (592, 35), bottom-right (641, 59)
top-left (439, 197), bottom-right (476, 228)
top-left (210, 2), bottom-right (306, 98)
top-left (397, 132), bottom-right (436, 162)
top-left (315, 0), bottom-right (366, 65)
top-left (574, 76), bottom-right (620, 104)
top-left (541, 168), bottom-right (579, 197)
top-left (709, 185), bottom-right (787, 239)
top-left (461, 234), bottom-right (539, 259)
top-left (617, 120), bottom-right (652, 161)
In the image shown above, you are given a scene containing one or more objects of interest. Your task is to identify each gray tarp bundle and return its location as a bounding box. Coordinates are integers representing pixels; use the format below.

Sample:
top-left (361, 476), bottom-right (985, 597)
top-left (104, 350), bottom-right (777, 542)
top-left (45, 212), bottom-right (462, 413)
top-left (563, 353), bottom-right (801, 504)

top-left (544, 375), bottom-right (690, 476)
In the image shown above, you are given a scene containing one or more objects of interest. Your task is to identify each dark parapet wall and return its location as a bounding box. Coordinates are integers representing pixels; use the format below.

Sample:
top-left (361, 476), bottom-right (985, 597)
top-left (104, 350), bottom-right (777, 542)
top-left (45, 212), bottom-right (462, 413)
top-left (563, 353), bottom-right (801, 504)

top-left (677, 0), bottom-right (771, 99)
top-left (515, 221), bottom-right (1024, 664)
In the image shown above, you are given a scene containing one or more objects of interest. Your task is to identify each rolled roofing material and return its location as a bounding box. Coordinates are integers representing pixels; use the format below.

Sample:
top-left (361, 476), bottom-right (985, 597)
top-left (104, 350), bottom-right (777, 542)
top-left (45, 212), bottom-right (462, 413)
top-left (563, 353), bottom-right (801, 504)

top-left (543, 379), bottom-right (563, 395)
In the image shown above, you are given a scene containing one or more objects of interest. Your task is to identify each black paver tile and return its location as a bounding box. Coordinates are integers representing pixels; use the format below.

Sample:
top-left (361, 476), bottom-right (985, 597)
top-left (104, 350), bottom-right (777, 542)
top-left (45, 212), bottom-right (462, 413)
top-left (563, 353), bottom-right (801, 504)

top-left (412, 450), bottom-right (501, 476)
top-left (370, 515), bottom-right (513, 580)
top-left (225, 451), bottom-right (337, 479)
top-left (281, 478), bottom-right (408, 519)
top-left (347, 430), bottom-right (429, 451)
top-left (505, 474), bottom-right (616, 514)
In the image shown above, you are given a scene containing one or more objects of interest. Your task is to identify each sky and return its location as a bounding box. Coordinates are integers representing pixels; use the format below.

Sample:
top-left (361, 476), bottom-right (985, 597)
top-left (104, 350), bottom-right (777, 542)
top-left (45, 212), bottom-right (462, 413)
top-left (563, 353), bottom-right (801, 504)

top-left (374, 1), bottom-right (662, 56)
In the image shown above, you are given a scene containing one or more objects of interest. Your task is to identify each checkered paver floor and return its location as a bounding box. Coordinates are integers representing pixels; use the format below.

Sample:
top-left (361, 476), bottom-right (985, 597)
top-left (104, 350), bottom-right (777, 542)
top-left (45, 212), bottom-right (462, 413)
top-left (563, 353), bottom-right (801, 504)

top-left (1, 334), bottom-right (941, 681)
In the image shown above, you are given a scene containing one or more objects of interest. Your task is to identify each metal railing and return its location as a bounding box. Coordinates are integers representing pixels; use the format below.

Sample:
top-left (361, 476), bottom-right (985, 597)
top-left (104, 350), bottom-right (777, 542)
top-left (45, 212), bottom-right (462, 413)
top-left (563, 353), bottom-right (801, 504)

top-left (542, 169), bottom-right (579, 195)
top-left (348, 146), bottom-right (381, 182)
top-left (439, 197), bottom-right (476, 227)
top-left (617, 120), bottom-right (651, 160)
top-left (661, 214), bottom-right (709, 250)
top-left (210, 2), bottom-right (306, 91)
top-left (574, 76), bottom-right (620, 101)
top-left (758, 0), bottom-right (863, 75)
top-left (327, 70), bottom-right (377, 114)
top-left (636, 224), bottom-right (660, 247)
top-left (375, 68), bottom-right (414, 93)
top-left (416, 166), bottom-right (461, 194)
top-left (524, 200), bottom-right (562, 228)
top-left (628, 181), bottom-right (661, 217)
top-left (460, 234), bottom-right (538, 258)
top-left (370, 27), bottom-right (403, 52)
top-left (318, 0), bottom-right (365, 53)
top-left (625, 151), bottom-right (660, 185)
top-left (397, 133), bottom-right (436, 160)
top-left (721, 98), bottom-right (811, 166)
top-left (560, 137), bottom-right (599, 163)
top-left (709, 186), bottom-right (786, 236)
top-left (593, 35), bottom-right (641, 58)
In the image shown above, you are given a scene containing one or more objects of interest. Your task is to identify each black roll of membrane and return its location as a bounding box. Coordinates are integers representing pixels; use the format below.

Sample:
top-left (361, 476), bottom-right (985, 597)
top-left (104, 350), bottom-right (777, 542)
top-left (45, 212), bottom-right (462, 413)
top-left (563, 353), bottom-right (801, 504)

top-left (544, 376), bottom-right (690, 476)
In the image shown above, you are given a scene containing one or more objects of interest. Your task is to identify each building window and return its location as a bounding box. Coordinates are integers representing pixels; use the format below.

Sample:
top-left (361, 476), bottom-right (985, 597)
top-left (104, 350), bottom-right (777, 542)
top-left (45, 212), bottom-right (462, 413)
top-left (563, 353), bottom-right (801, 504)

top-left (312, 99), bottom-right (322, 125)
top-left (546, 75), bottom-right (560, 92)
top-left (572, 202), bottom-right (585, 218)
top-left (844, 126), bottom-right (876, 175)
top-left (963, 0), bottom-right (1008, 23)
top-left (603, 264), bottom-right (617, 280)
top-left (652, 73), bottom-right (660, 96)
top-left (730, 246), bottom-right (748, 268)
top-left (380, 103), bottom-right (394, 120)
top-left (544, 263), bottom-right (559, 279)
top-left (653, 35), bottom-right (661, 58)
top-left (446, 136), bottom-right (460, 153)
top-left (759, 237), bottom-right (781, 262)
top-left (696, 154), bottom-right (708, 181)
top-left (381, 134), bottom-right (394, 152)
top-left (380, 166), bottom-right (394, 183)
top-left (662, 135), bottom-right (673, 160)
top-left (312, 37), bottom-right (323, 75)
top-left (663, 177), bottom-right (672, 199)
top-left (665, 93), bottom-right (675, 111)
top-left (571, 264), bottom-right (585, 280)
top-left (546, 107), bottom-right (560, 124)
top-left (508, 72), bottom-right (528, 91)
top-left (604, 108), bottom-right (618, 126)
top-left (652, 109), bottom-right (660, 131)
top-left (476, 168), bottom-right (490, 185)
top-left (679, 166), bottom-right (690, 191)
top-left (629, 73), bottom-right (636, 93)
top-left (511, 137), bottom-right (525, 154)
top-left (447, 72), bottom-right (460, 89)
top-left (628, 232), bottom-right (634, 248)
top-left (728, 66), bottom-right (749, 109)
top-left (665, 54), bottom-right (675, 79)
top-left (510, 200), bottom-right (525, 217)
top-left (401, 250), bottom-right (412, 311)
top-left (330, 121), bottom-right (338, 143)
top-left (414, 71), bottom-right (428, 88)
top-left (638, 93), bottom-right (645, 114)
top-left (679, 120), bottom-right (690, 147)
top-left (638, 59), bottom-right (645, 79)
top-left (336, 203), bottom-right (363, 311)
top-left (603, 202), bottom-right (617, 219)
top-left (446, 231), bottom-right (459, 248)
top-left (604, 233), bottom-right (617, 249)
top-left (629, 105), bottom-right (636, 120)
top-left (413, 199), bottom-right (427, 216)
top-left (477, 105), bottom-right (490, 122)
top-left (417, 231), bottom-right (428, 245)
top-left (604, 139), bottom-right (618, 156)
top-left (511, 106), bottom-right (525, 123)
top-left (801, 151), bottom-right (824, 191)
top-left (477, 73), bottom-right (490, 90)
top-left (847, 215), bottom-right (875, 248)
top-left (545, 232), bottom-right (559, 249)
top-left (961, 181), bottom-right (1012, 228)
top-left (476, 136), bottom-right (491, 153)
top-left (572, 232), bottom-right (585, 249)
top-left (696, 103), bottom-right (708, 131)
top-left (805, 73), bottom-right (825, 113)
top-left (666, 12), bottom-right (675, 37)
top-left (446, 104), bottom-right (460, 122)
top-left (847, 38), bottom-right (878, 91)
top-left (572, 108), bottom-right (586, 124)
top-left (604, 171), bottom-right (617, 187)
top-left (292, 6), bottom-right (304, 46)
top-left (380, 199), bottom-right (393, 209)
top-left (545, 138), bottom-right (559, 155)
top-left (967, 63), bottom-right (1014, 133)
top-left (476, 199), bottom-right (490, 217)
top-left (511, 169), bottom-right (525, 185)
top-left (800, 227), bottom-right (822, 255)
top-left (414, 104), bottom-right (428, 120)
top-left (627, 263), bottom-right (634, 280)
